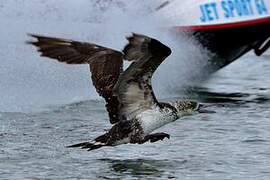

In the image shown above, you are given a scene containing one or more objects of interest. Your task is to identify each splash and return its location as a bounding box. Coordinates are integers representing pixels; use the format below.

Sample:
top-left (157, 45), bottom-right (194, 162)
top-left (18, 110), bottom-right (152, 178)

top-left (0, 0), bottom-right (210, 112)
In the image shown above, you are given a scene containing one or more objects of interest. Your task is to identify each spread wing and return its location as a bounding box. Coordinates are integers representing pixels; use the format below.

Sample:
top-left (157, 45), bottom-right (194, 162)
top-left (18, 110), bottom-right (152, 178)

top-left (27, 34), bottom-right (123, 124)
top-left (114, 34), bottom-right (172, 121)
top-left (27, 33), bottom-right (172, 124)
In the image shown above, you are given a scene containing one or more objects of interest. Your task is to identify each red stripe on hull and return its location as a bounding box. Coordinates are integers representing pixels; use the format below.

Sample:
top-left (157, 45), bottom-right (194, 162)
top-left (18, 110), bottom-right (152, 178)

top-left (175, 16), bottom-right (270, 31)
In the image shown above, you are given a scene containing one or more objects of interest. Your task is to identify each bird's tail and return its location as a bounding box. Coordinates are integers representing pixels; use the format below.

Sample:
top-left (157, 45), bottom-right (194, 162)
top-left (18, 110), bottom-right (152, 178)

top-left (67, 133), bottom-right (109, 151)
top-left (67, 141), bottom-right (106, 151)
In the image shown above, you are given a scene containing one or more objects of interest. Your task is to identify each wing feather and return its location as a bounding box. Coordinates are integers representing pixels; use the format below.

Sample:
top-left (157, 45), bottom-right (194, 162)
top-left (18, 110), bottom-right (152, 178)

top-left (28, 33), bottom-right (172, 124)
top-left (114, 33), bottom-right (172, 121)
top-left (28, 34), bottom-right (123, 124)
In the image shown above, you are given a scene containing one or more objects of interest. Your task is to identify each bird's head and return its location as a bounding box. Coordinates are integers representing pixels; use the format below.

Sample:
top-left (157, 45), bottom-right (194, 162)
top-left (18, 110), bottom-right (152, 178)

top-left (170, 100), bottom-right (201, 117)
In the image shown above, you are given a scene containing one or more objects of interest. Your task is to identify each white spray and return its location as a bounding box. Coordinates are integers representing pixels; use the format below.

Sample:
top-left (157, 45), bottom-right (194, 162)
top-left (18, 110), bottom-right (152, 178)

top-left (0, 0), bottom-right (211, 112)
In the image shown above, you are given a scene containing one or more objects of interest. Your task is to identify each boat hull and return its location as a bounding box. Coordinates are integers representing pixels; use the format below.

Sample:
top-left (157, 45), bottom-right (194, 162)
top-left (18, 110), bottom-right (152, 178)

top-left (186, 17), bottom-right (270, 70)
top-left (156, 0), bottom-right (270, 71)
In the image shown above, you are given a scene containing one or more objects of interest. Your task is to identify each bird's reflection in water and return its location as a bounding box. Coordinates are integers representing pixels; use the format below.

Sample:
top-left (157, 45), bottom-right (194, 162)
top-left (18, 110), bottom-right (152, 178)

top-left (181, 87), bottom-right (250, 104)
top-left (98, 158), bottom-right (186, 179)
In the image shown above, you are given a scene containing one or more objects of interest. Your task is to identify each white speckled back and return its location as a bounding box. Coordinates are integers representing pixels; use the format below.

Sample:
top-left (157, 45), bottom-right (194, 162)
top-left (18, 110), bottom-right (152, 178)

top-left (137, 106), bottom-right (177, 135)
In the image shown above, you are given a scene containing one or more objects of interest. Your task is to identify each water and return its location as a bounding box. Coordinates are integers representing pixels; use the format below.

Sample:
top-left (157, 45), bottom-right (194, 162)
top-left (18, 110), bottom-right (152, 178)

top-left (1, 54), bottom-right (270, 179)
top-left (1, 1), bottom-right (270, 179)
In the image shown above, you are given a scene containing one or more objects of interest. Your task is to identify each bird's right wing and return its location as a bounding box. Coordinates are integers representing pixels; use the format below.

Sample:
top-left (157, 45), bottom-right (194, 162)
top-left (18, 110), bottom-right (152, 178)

top-left (27, 34), bottom-right (123, 124)
top-left (114, 34), bottom-right (172, 121)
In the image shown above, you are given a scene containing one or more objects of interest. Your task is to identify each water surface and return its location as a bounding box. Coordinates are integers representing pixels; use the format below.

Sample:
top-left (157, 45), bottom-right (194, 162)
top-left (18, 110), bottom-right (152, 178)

top-left (1, 54), bottom-right (270, 179)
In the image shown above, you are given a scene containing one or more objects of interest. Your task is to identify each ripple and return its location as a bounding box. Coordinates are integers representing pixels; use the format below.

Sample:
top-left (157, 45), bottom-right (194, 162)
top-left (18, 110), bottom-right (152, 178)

top-left (241, 139), bottom-right (268, 143)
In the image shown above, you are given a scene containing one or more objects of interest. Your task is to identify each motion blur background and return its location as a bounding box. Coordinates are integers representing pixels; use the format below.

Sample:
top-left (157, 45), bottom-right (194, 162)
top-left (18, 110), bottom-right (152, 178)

top-left (1, 1), bottom-right (270, 179)
top-left (0, 0), bottom-right (213, 112)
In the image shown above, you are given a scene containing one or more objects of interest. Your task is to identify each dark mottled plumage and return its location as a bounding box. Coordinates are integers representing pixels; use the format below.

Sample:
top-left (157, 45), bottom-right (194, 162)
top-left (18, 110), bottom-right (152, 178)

top-left (28, 33), bottom-right (199, 151)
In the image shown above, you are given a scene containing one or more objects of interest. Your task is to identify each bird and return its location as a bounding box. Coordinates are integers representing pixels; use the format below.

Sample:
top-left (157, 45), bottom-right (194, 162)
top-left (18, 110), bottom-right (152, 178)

top-left (27, 33), bottom-right (201, 151)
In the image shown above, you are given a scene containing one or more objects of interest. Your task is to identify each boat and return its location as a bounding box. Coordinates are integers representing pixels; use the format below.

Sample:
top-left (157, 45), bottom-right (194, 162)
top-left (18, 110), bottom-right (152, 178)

top-left (155, 0), bottom-right (270, 71)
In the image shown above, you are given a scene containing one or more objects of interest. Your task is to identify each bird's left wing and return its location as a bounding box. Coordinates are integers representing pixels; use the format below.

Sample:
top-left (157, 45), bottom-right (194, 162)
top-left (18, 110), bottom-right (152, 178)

top-left (114, 34), bottom-right (172, 121)
top-left (27, 34), bottom-right (123, 124)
